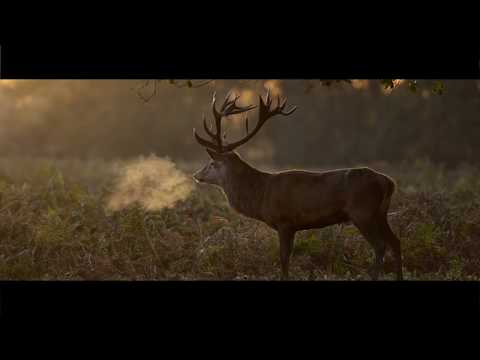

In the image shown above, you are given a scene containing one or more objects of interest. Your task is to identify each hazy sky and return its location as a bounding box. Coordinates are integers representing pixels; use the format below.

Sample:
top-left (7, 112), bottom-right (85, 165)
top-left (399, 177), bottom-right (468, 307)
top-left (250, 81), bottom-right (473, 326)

top-left (0, 80), bottom-right (478, 166)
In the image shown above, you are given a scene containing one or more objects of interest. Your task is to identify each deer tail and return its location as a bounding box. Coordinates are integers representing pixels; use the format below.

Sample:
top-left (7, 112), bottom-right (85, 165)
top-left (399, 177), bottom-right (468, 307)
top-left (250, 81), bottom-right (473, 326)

top-left (379, 175), bottom-right (396, 216)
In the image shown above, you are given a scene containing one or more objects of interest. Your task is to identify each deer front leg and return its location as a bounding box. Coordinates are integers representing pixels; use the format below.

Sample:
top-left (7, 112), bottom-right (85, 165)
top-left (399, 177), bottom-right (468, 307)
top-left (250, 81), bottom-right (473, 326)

top-left (278, 228), bottom-right (295, 280)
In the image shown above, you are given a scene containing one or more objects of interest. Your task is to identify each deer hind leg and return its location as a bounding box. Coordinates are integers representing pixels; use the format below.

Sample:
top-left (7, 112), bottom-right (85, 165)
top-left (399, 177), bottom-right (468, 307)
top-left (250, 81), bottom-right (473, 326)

top-left (377, 217), bottom-right (403, 281)
top-left (352, 218), bottom-right (386, 280)
top-left (278, 228), bottom-right (295, 280)
top-left (377, 189), bottom-right (403, 281)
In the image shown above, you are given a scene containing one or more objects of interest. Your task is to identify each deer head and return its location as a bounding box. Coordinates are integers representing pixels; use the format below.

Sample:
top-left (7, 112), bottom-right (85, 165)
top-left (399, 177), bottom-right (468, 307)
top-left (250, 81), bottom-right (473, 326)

top-left (193, 90), bottom-right (297, 186)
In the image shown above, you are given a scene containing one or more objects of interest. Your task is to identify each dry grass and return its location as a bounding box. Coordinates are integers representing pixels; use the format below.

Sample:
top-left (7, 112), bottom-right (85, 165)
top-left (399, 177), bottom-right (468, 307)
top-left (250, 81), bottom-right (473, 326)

top-left (0, 157), bottom-right (479, 280)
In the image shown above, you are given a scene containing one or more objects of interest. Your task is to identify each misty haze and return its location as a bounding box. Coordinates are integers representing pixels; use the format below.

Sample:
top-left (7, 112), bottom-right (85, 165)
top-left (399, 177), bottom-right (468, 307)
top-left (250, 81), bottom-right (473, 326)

top-left (0, 79), bottom-right (479, 280)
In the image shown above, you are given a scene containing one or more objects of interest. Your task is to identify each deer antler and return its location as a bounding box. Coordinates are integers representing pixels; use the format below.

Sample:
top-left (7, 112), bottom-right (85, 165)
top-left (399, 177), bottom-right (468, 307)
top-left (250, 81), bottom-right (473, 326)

top-left (194, 92), bottom-right (257, 152)
top-left (194, 90), bottom-right (296, 152)
top-left (220, 90), bottom-right (297, 152)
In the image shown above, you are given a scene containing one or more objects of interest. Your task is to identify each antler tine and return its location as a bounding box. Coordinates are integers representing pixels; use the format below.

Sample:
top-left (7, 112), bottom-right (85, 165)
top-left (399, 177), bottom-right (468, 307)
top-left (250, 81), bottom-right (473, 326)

top-left (220, 91), bottom-right (234, 112)
top-left (193, 128), bottom-right (221, 151)
top-left (202, 113), bottom-right (216, 140)
top-left (264, 89), bottom-right (271, 108)
top-left (210, 92), bottom-right (224, 148)
top-left (275, 95), bottom-right (297, 116)
top-left (226, 103), bottom-right (257, 116)
top-left (212, 92), bottom-right (222, 122)
top-left (224, 94), bottom-right (241, 112)
top-left (278, 95), bottom-right (284, 109)
top-left (192, 92), bottom-right (224, 151)
top-left (221, 93), bottom-right (257, 116)
top-left (281, 103), bottom-right (297, 115)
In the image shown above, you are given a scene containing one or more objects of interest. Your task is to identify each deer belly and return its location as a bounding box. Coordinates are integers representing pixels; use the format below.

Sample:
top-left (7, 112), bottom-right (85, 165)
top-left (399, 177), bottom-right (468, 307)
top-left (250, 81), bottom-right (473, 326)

top-left (296, 212), bottom-right (350, 230)
top-left (268, 202), bottom-right (349, 230)
top-left (292, 207), bottom-right (349, 230)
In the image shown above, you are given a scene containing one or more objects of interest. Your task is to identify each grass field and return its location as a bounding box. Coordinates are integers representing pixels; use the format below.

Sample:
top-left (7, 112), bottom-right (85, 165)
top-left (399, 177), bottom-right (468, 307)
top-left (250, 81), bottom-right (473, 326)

top-left (0, 156), bottom-right (479, 280)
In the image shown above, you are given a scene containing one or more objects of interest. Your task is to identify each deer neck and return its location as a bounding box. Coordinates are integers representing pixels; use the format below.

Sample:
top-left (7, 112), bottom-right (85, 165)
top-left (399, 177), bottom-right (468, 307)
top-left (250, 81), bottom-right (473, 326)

top-left (221, 160), bottom-right (269, 221)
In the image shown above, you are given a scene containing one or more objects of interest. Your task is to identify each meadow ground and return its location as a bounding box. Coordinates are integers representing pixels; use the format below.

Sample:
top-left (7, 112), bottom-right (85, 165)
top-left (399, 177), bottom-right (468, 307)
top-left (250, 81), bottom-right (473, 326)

top-left (0, 156), bottom-right (479, 280)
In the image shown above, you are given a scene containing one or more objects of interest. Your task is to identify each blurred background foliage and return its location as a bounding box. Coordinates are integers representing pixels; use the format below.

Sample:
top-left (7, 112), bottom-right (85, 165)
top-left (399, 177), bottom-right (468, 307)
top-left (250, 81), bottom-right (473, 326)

top-left (0, 79), bottom-right (479, 280)
top-left (0, 79), bottom-right (478, 167)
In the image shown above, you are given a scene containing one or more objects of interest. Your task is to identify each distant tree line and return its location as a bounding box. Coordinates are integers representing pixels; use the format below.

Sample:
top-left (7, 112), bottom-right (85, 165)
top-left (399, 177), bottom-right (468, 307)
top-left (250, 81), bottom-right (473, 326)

top-left (0, 80), bottom-right (477, 167)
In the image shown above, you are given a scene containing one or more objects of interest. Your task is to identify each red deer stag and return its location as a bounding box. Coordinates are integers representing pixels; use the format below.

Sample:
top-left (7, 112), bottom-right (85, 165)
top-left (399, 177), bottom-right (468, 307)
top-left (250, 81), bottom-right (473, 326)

top-left (193, 91), bottom-right (403, 280)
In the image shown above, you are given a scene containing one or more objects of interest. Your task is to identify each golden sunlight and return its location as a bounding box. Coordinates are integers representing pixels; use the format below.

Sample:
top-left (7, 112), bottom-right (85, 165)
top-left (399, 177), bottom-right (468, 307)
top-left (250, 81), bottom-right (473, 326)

top-left (0, 80), bottom-right (17, 88)
top-left (263, 80), bottom-right (283, 96)
top-left (351, 80), bottom-right (370, 90)
top-left (15, 95), bottom-right (35, 109)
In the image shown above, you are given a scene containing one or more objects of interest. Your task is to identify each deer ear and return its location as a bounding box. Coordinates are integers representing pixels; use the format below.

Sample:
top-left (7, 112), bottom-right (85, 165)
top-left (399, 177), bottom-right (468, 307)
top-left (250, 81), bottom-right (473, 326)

top-left (206, 148), bottom-right (222, 160)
